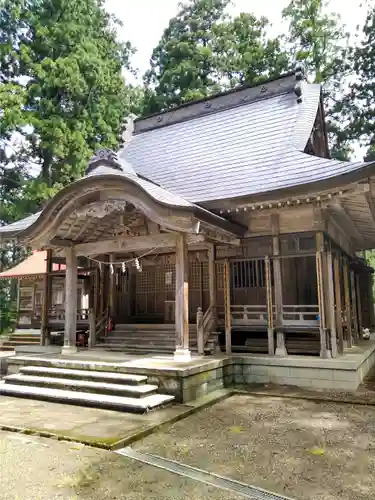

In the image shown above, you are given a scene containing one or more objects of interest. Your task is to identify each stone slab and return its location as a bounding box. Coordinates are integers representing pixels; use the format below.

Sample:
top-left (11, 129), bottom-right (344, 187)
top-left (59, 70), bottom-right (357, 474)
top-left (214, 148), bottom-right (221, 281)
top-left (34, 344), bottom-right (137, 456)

top-left (15, 345), bottom-right (61, 354)
top-left (0, 382), bottom-right (174, 413)
top-left (19, 366), bottom-right (148, 385)
top-left (5, 374), bottom-right (158, 397)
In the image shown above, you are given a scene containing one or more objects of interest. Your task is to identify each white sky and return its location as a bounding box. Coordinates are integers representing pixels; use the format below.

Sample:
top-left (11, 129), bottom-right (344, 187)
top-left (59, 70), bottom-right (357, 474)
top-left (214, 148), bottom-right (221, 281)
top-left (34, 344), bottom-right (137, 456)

top-left (105, 0), bottom-right (367, 78)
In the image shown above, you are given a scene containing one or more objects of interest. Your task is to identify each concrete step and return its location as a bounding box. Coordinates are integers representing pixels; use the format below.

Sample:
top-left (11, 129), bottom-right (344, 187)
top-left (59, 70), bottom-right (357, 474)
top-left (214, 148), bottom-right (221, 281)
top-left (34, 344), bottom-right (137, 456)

top-left (0, 382), bottom-right (174, 413)
top-left (0, 346), bottom-right (15, 351)
top-left (8, 337), bottom-right (40, 342)
top-left (93, 343), bottom-right (198, 354)
top-left (19, 366), bottom-right (148, 385)
top-left (115, 324), bottom-right (197, 332)
top-left (103, 337), bottom-right (197, 346)
top-left (2, 340), bottom-right (40, 346)
top-left (5, 374), bottom-right (158, 398)
top-left (9, 357), bottom-right (139, 374)
top-left (93, 343), bottom-right (175, 354)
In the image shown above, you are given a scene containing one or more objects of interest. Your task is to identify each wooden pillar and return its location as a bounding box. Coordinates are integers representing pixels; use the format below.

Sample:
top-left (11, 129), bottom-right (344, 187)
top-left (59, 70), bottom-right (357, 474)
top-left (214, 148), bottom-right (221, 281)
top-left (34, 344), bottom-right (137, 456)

top-left (40, 249), bottom-right (53, 346)
top-left (327, 249), bottom-right (338, 357)
top-left (265, 256), bottom-right (274, 355)
top-left (208, 244), bottom-right (217, 320)
top-left (333, 252), bottom-right (344, 354)
top-left (62, 247), bottom-right (78, 354)
top-left (316, 232), bottom-right (331, 358)
top-left (174, 233), bottom-right (191, 361)
top-left (343, 258), bottom-right (353, 348)
top-left (350, 269), bottom-right (359, 343)
top-left (355, 273), bottom-right (363, 335)
top-left (367, 271), bottom-right (375, 328)
top-left (273, 235), bottom-right (287, 356)
top-left (223, 259), bottom-right (232, 355)
top-left (108, 253), bottom-right (115, 318)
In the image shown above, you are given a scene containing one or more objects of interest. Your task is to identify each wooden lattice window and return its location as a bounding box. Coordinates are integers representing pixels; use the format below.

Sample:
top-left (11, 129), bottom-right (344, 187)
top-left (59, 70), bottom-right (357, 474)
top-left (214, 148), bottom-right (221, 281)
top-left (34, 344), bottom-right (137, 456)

top-left (201, 262), bottom-right (209, 290)
top-left (137, 270), bottom-right (152, 293)
top-left (231, 260), bottom-right (266, 289)
top-left (216, 262), bottom-right (224, 290)
top-left (52, 286), bottom-right (64, 306)
top-left (164, 264), bottom-right (175, 290)
top-left (19, 287), bottom-right (34, 310)
top-left (35, 290), bottom-right (44, 307)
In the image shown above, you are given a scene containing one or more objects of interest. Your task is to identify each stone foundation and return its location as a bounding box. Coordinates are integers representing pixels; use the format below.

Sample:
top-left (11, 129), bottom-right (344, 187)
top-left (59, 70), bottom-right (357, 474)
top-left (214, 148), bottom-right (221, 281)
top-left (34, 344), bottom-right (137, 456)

top-left (233, 340), bottom-right (375, 391)
top-left (4, 339), bottom-right (375, 402)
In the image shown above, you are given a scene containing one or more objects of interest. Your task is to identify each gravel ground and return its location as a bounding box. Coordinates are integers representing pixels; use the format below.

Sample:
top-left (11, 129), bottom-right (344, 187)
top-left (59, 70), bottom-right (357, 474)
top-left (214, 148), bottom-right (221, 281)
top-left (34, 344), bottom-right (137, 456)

top-left (0, 431), bottom-right (244, 500)
top-left (134, 394), bottom-right (375, 500)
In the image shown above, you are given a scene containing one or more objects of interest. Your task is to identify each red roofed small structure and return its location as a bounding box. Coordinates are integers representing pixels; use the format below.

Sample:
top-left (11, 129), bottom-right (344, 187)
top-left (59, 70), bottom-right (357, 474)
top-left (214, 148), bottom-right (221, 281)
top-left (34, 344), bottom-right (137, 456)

top-left (0, 251), bottom-right (65, 280)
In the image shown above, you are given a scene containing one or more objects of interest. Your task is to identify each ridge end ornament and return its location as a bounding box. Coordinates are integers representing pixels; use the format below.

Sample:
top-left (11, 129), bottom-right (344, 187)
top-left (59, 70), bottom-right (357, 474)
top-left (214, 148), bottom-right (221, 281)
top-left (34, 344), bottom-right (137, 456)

top-left (120, 114), bottom-right (138, 148)
top-left (85, 148), bottom-right (122, 175)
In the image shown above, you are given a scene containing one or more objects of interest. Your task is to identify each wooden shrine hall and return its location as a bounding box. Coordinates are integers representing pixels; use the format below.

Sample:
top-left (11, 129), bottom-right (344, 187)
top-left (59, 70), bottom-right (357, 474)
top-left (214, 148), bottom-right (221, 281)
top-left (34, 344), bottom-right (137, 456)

top-left (1, 63), bottom-right (375, 362)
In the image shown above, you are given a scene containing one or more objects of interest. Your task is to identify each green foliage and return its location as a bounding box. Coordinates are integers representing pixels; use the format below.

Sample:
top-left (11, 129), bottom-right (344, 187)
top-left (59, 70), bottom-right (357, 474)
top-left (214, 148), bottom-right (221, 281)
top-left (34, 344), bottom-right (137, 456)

top-left (343, 6), bottom-right (375, 160)
top-left (0, 0), bottom-right (137, 195)
top-left (282, 0), bottom-right (352, 160)
top-left (143, 0), bottom-right (289, 114)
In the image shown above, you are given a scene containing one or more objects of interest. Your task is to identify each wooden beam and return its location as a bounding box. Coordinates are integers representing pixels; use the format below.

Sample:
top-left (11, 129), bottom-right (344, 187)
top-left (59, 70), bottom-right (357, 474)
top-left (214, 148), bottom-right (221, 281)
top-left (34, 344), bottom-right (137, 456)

top-left (364, 191), bottom-right (375, 228)
top-left (50, 238), bottom-right (74, 247)
top-left (330, 200), bottom-right (363, 242)
top-left (74, 233), bottom-right (206, 257)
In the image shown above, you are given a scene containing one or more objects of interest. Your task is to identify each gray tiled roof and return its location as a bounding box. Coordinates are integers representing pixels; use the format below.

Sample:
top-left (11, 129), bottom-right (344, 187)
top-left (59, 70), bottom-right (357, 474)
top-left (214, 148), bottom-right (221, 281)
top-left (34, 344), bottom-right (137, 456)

top-left (0, 212), bottom-right (41, 235)
top-left (86, 163), bottom-right (193, 207)
top-left (120, 80), bottom-right (362, 203)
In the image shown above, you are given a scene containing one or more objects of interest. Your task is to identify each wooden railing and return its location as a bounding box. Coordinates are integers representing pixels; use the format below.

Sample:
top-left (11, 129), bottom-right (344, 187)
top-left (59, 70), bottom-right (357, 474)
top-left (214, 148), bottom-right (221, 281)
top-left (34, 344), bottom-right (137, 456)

top-left (33, 307), bottom-right (90, 323)
top-left (282, 305), bottom-right (319, 327)
top-left (88, 309), bottom-right (108, 348)
top-left (196, 305), bottom-right (216, 354)
top-left (215, 304), bottom-right (319, 329)
top-left (216, 304), bottom-right (273, 326)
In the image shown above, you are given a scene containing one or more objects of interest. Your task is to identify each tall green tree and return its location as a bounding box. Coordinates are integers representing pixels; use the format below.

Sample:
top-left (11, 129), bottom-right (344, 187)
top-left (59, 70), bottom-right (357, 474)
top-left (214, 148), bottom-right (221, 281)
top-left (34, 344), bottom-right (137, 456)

top-left (282, 0), bottom-right (352, 159)
top-left (144, 0), bottom-right (231, 114)
top-left (344, 6), bottom-right (375, 161)
top-left (0, 0), bottom-right (135, 204)
top-left (143, 0), bottom-right (289, 114)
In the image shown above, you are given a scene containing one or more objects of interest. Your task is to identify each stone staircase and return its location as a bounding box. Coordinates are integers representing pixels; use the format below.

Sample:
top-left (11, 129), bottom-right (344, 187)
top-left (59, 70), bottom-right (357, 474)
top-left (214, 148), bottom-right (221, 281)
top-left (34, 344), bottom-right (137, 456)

top-left (0, 332), bottom-right (41, 352)
top-left (95, 324), bottom-right (198, 354)
top-left (0, 359), bottom-right (174, 413)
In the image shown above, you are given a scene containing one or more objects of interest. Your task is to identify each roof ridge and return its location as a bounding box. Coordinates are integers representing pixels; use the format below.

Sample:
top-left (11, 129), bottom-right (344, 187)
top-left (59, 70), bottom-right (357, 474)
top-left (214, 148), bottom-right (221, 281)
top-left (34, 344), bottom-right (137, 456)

top-left (135, 74), bottom-right (299, 135)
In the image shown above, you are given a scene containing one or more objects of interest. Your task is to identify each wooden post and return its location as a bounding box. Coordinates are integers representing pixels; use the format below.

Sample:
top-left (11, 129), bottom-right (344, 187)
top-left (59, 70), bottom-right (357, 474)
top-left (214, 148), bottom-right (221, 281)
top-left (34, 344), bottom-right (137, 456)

top-left (88, 308), bottom-right (96, 348)
top-left (265, 256), bottom-right (274, 355)
top-left (367, 271), bottom-right (375, 328)
top-left (350, 269), bottom-right (359, 343)
top-left (223, 259), bottom-right (232, 355)
top-left (316, 232), bottom-right (331, 358)
top-left (343, 258), bottom-right (353, 348)
top-left (196, 306), bottom-right (204, 355)
top-left (208, 244), bottom-right (217, 322)
top-left (40, 249), bottom-right (53, 346)
top-left (62, 247), bottom-right (78, 354)
top-left (327, 250), bottom-right (338, 357)
top-left (174, 233), bottom-right (191, 361)
top-left (355, 273), bottom-right (363, 335)
top-left (273, 235), bottom-right (287, 356)
top-left (333, 252), bottom-right (344, 354)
